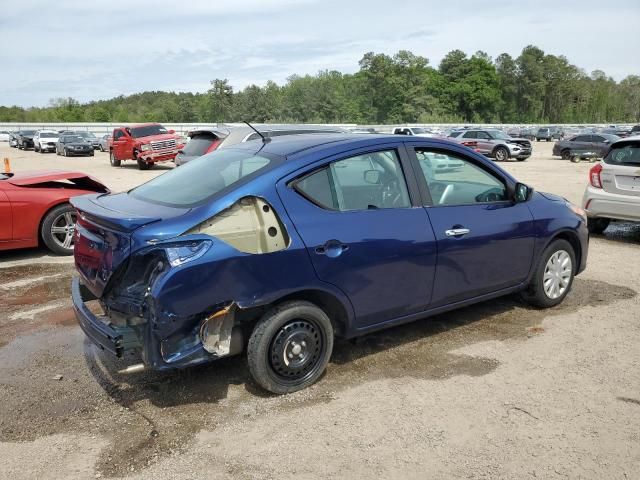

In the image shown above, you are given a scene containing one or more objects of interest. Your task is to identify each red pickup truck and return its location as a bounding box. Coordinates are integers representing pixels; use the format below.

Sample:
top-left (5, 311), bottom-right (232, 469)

top-left (109, 123), bottom-right (183, 170)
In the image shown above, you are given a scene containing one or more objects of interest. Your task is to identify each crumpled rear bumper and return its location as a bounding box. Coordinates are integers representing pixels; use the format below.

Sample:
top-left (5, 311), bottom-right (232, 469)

top-left (72, 277), bottom-right (140, 357)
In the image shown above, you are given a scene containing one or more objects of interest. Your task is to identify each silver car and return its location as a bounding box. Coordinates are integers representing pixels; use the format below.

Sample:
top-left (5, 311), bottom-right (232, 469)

top-left (175, 125), bottom-right (346, 166)
top-left (582, 136), bottom-right (640, 233)
top-left (456, 129), bottom-right (532, 161)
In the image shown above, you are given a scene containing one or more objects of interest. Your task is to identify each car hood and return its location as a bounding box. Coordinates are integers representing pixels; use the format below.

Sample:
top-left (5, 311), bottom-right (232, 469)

top-left (538, 191), bottom-right (567, 203)
top-left (135, 133), bottom-right (179, 143)
top-left (8, 170), bottom-right (107, 191)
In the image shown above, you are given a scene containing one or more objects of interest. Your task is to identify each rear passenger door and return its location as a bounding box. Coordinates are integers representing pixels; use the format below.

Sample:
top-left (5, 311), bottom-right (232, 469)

top-left (409, 145), bottom-right (535, 307)
top-left (278, 145), bottom-right (437, 328)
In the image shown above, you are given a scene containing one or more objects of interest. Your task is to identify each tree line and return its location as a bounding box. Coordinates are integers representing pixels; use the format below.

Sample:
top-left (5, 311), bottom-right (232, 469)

top-left (1, 45), bottom-right (638, 125)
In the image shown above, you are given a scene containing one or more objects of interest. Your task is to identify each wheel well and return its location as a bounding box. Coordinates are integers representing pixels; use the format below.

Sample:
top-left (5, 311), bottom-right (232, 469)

top-left (551, 231), bottom-right (582, 272)
top-left (273, 289), bottom-right (350, 337)
top-left (37, 201), bottom-right (70, 244)
top-left (493, 144), bottom-right (508, 154)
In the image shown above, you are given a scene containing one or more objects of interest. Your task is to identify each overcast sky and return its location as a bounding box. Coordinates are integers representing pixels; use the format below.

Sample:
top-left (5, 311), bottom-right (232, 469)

top-left (1, 0), bottom-right (639, 107)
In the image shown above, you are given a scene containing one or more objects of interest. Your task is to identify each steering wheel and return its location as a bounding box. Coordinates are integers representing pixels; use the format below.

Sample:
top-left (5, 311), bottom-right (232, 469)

top-left (439, 184), bottom-right (454, 205)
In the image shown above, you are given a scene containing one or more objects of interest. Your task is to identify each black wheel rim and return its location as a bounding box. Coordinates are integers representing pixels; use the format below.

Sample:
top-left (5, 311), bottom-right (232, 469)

top-left (268, 319), bottom-right (325, 385)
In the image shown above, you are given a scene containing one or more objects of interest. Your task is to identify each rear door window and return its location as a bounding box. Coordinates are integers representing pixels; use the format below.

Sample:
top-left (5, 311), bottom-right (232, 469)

top-left (294, 150), bottom-right (411, 211)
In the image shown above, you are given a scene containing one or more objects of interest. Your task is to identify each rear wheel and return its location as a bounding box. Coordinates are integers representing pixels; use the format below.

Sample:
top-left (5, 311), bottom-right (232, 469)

top-left (520, 239), bottom-right (576, 308)
top-left (110, 151), bottom-right (121, 167)
top-left (247, 301), bottom-right (334, 394)
top-left (587, 217), bottom-right (610, 234)
top-left (494, 146), bottom-right (509, 162)
top-left (41, 204), bottom-right (77, 255)
top-left (561, 149), bottom-right (571, 160)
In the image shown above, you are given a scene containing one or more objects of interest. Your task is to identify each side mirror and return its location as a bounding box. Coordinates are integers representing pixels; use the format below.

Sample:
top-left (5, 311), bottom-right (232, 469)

top-left (363, 170), bottom-right (381, 185)
top-left (514, 182), bottom-right (533, 202)
top-left (177, 149), bottom-right (184, 154)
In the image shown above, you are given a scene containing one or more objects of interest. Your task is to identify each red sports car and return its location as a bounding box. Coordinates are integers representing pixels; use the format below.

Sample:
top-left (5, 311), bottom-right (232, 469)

top-left (0, 170), bottom-right (109, 255)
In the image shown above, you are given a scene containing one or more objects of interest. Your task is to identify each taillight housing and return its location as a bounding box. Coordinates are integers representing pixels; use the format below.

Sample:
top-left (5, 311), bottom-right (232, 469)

top-left (206, 139), bottom-right (222, 153)
top-left (589, 163), bottom-right (603, 188)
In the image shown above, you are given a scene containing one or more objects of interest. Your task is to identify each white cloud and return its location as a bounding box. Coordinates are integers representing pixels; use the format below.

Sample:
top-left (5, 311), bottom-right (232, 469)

top-left (1, 0), bottom-right (638, 107)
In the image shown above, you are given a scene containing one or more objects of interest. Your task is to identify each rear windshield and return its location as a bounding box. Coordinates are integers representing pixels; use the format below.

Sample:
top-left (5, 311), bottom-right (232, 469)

top-left (131, 149), bottom-right (274, 207)
top-left (40, 132), bottom-right (57, 138)
top-left (182, 134), bottom-right (217, 157)
top-left (130, 125), bottom-right (168, 138)
top-left (604, 143), bottom-right (640, 166)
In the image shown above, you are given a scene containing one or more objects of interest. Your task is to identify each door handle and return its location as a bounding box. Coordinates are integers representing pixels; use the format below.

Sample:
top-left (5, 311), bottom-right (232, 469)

top-left (315, 240), bottom-right (349, 258)
top-left (445, 228), bottom-right (470, 237)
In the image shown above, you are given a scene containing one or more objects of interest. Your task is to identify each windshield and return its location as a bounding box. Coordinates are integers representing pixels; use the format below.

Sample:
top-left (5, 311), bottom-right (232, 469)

top-left (182, 135), bottom-right (218, 157)
top-left (130, 124), bottom-right (168, 138)
top-left (131, 149), bottom-right (274, 207)
top-left (40, 132), bottom-right (57, 138)
top-left (487, 130), bottom-right (510, 140)
top-left (605, 142), bottom-right (640, 166)
top-left (20, 130), bottom-right (36, 135)
top-left (411, 128), bottom-right (429, 134)
top-left (601, 134), bottom-right (620, 142)
top-left (63, 136), bottom-right (84, 143)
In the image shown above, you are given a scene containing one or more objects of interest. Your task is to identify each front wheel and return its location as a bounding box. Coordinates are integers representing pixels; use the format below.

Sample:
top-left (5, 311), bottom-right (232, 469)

top-left (110, 151), bottom-right (121, 167)
top-left (137, 159), bottom-right (151, 170)
top-left (561, 150), bottom-right (571, 160)
top-left (520, 239), bottom-right (576, 308)
top-left (247, 301), bottom-right (334, 394)
top-left (494, 146), bottom-right (509, 162)
top-left (587, 217), bottom-right (610, 234)
top-left (41, 203), bottom-right (77, 255)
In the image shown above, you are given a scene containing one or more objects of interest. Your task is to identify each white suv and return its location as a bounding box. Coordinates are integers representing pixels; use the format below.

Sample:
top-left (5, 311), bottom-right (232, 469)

top-left (34, 130), bottom-right (60, 153)
top-left (582, 136), bottom-right (640, 233)
top-left (392, 127), bottom-right (436, 137)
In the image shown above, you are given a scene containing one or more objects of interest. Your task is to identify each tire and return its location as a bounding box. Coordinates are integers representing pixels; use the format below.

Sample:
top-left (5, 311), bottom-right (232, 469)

top-left (520, 239), bottom-right (576, 308)
top-left (570, 155), bottom-right (580, 163)
top-left (247, 300), bottom-right (334, 394)
top-left (516, 157), bottom-right (527, 162)
top-left (494, 146), bottom-right (509, 162)
top-left (41, 203), bottom-right (77, 256)
top-left (63, 148), bottom-right (67, 157)
top-left (137, 159), bottom-right (151, 170)
top-left (34, 143), bottom-right (39, 152)
top-left (536, 138), bottom-right (540, 142)
top-left (587, 217), bottom-right (610, 234)
top-left (110, 151), bottom-right (121, 167)
top-left (561, 149), bottom-right (571, 160)
top-left (89, 151), bottom-right (94, 157)
top-left (99, 144), bottom-right (104, 152)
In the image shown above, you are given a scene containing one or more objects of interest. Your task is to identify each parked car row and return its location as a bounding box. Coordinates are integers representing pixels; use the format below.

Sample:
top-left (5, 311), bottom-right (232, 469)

top-left (8, 128), bottom-right (101, 154)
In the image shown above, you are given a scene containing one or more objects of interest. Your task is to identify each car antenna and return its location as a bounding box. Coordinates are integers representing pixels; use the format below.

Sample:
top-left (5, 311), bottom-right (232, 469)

top-left (243, 121), bottom-right (270, 144)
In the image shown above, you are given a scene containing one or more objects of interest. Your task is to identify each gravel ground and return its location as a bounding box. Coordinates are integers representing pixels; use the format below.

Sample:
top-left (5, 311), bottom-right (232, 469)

top-left (0, 141), bottom-right (638, 479)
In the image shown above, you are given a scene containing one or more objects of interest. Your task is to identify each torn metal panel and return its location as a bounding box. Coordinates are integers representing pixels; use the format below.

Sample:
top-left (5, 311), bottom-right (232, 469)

top-left (188, 196), bottom-right (289, 254)
top-left (199, 304), bottom-right (236, 356)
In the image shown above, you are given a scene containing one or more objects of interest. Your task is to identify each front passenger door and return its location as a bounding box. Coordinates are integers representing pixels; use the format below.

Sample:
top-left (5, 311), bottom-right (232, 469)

top-left (411, 147), bottom-right (535, 307)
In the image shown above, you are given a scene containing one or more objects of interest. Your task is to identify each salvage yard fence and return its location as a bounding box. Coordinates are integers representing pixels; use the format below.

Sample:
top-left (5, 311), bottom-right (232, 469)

top-left (0, 122), bottom-right (624, 137)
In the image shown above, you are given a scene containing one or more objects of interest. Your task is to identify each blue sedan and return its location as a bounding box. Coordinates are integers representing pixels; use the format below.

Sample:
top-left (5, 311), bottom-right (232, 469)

top-left (71, 134), bottom-right (588, 393)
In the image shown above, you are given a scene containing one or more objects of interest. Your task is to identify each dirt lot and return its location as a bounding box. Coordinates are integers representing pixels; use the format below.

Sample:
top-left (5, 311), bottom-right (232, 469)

top-left (1, 142), bottom-right (639, 479)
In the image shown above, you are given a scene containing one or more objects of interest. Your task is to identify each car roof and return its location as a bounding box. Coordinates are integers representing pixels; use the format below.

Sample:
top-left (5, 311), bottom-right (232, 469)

top-left (227, 133), bottom-right (471, 158)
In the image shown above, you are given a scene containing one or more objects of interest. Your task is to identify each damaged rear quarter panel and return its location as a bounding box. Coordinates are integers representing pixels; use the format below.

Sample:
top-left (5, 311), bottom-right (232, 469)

top-left (132, 182), bottom-right (354, 359)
